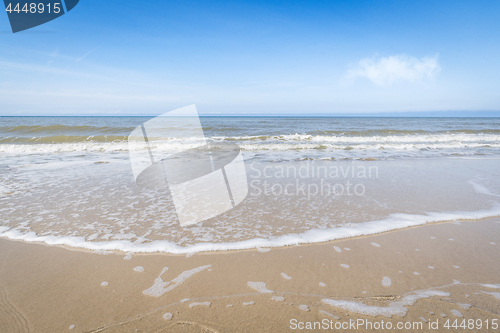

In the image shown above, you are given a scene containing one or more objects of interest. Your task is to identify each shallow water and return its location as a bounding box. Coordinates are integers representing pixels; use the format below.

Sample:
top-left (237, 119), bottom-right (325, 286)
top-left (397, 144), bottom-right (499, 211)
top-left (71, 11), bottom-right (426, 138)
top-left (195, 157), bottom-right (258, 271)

top-left (1, 117), bottom-right (500, 253)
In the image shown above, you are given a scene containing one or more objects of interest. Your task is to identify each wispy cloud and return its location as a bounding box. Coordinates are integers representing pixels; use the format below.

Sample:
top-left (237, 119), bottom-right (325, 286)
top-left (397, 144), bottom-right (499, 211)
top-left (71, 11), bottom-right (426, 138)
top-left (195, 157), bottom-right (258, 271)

top-left (65, 48), bottom-right (98, 69)
top-left (75, 48), bottom-right (97, 63)
top-left (344, 54), bottom-right (441, 86)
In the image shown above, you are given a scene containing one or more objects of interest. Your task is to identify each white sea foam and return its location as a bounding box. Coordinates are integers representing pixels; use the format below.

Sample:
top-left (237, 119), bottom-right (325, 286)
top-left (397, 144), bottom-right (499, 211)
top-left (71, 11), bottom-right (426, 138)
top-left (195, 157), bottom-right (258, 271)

top-left (163, 313), bottom-right (173, 320)
top-left (299, 305), bottom-right (310, 311)
top-left (371, 242), bottom-right (381, 247)
top-left (101, 282), bottom-right (108, 287)
top-left (257, 247), bottom-right (271, 252)
top-left (247, 282), bottom-right (273, 293)
top-left (340, 264), bottom-right (349, 268)
top-left (4, 132), bottom-right (500, 155)
top-left (458, 303), bottom-right (471, 310)
top-left (143, 265), bottom-right (211, 297)
top-left (281, 273), bottom-right (292, 280)
top-left (333, 246), bottom-right (342, 253)
top-left (2, 204), bottom-right (500, 254)
top-left (382, 276), bottom-right (391, 287)
top-left (243, 301), bottom-right (255, 306)
top-left (319, 310), bottom-right (339, 319)
top-left (450, 309), bottom-right (463, 318)
top-left (481, 291), bottom-right (500, 300)
top-left (322, 289), bottom-right (449, 318)
top-left (481, 284), bottom-right (500, 289)
top-left (319, 282), bottom-right (326, 287)
top-left (133, 266), bottom-right (144, 272)
top-left (189, 302), bottom-right (210, 308)
top-left (469, 181), bottom-right (500, 197)
top-left (271, 296), bottom-right (285, 302)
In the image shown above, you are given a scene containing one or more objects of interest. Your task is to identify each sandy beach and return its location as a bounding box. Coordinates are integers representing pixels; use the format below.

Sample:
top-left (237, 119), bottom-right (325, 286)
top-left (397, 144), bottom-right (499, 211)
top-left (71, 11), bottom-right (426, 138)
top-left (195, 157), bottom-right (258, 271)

top-left (3, 0), bottom-right (500, 331)
top-left (1, 218), bottom-right (499, 332)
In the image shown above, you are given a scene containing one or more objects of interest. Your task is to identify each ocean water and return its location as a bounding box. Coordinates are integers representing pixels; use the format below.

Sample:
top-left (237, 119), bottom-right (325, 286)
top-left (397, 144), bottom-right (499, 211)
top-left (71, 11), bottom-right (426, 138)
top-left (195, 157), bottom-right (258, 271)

top-left (1, 116), bottom-right (500, 253)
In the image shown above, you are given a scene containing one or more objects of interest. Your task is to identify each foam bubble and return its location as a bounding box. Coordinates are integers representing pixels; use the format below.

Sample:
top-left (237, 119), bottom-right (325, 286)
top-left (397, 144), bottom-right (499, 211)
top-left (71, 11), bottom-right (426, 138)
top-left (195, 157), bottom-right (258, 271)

top-left (180, 298), bottom-right (190, 302)
top-left (428, 266), bottom-right (434, 269)
top-left (322, 289), bottom-right (449, 318)
top-left (371, 242), bottom-right (381, 247)
top-left (450, 309), bottom-right (463, 318)
top-left (319, 282), bottom-right (326, 287)
top-left (481, 284), bottom-right (500, 289)
top-left (189, 302), bottom-right (210, 308)
top-left (414, 272), bottom-right (420, 275)
top-left (319, 310), bottom-right (339, 319)
top-left (243, 301), bottom-right (255, 306)
top-left (481, 291), bottom-right (500, 300)
top-left (321, 299), bottom-right (406, 318)
top-left (344, 248), bottom-right (350, 251)
top-left (271, 296), bottom-right (285, 302)
top-left (94, 249), bottom-right (113, 255)
top-left (133, 266), bottom-right (144, 272)
top-left (123, 253), bottom-right (133, 260)
top-left (281, 273), bottom-right (292, 280)
top-left (226, 304), bottom-right (233, 307)
top-left (299, 305), bottom-right (310, 311)
top-left (163, 313), bottom-right (173, 320)
top-left (69, 325), bottom-right (75, 329)
top-left (333, 246), bottom-right (342, 253)
top-left (382, 276), bottom-right (391, 287)
top-left (143, 265), bottom-right (211, 297)
top-left (257, 247), bottom-right (271, 252)
top-left (453, 265), bottom-right (460, 269)
top-left (420, 317), bottom-right (428, 323)
top-left (340, 264), bottom-right (349, 268)
top-left (491, 242), bottom-right (496, 245)
top-left (458, 303), bottom-right (471, 310)
top-left (247, 282), bottom-right (273, 293)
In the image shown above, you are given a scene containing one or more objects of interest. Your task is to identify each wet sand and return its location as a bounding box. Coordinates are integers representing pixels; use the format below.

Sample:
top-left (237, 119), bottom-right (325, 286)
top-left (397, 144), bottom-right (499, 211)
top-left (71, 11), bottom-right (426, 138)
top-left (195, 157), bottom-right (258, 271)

top-left (1, 218), bottom-right (500, 332)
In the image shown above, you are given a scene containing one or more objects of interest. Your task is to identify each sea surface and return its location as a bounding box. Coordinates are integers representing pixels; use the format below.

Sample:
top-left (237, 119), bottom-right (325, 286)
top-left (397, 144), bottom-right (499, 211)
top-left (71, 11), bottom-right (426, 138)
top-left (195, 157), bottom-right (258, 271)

top-left (1, 116), bottom-right (500, 253)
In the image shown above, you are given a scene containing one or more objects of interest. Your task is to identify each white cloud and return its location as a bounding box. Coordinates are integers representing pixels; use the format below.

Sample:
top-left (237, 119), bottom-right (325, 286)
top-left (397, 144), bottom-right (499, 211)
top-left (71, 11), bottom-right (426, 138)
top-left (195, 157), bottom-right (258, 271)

top-left (345, 54), bottom-right (441, 86)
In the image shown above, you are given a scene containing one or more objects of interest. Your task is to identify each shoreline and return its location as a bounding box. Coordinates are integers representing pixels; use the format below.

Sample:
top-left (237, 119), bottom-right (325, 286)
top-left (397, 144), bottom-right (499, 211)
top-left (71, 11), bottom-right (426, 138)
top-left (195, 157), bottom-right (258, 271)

top-left (1, 207), bottom-right (500, 256)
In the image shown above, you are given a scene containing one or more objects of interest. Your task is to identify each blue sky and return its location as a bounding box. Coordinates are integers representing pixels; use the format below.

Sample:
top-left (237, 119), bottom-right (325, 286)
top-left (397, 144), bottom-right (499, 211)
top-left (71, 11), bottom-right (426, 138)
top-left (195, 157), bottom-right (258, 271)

top-left (1, 0), bottom-right (500, 115)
